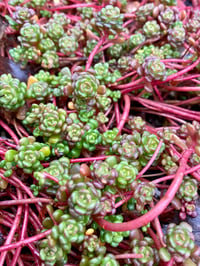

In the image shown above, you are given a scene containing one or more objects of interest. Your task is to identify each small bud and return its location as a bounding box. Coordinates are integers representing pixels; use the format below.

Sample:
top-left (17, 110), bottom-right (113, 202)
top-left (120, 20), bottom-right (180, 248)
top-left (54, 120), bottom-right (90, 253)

top-left (68, 101), bottom-right (75, 110)
top-left (85, 228), bottom-right (94, 236)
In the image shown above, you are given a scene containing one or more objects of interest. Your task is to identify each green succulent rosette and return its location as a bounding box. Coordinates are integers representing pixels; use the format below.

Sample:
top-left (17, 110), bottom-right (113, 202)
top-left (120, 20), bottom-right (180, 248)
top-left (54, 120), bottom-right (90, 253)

top-left (143, 20), bottom-right (161, 38)
top-left (18, 22), bottom-right (43, 46)
top-left (140, 131), bottom-right (165, 163)
top-left (82, 129), bottom-right (102, 151)
top-left (38, 107), bottom-right (67, 137)
top-left (26, 81), bottom-right (51, 101)
top-left (39, 239), bottom-right (67, 266)
top-left (73, 71), bottom-right (99, 100)
top-left (135, 3), bottom-right (154, 22)
top-left (131, 181), bottom-right (156, 211)
top-left (46, 21), bottom-right (64, 41)
top-left (34, 157), bottom-right (70, 187)
top-left (58, 34), bottom-right (78, 54)
top-left (68, 182), bottom-right (101, 217)
top-left (11, 6), bottom-right (35, 29)
top-left (167, 21), bottom-right (186, 47)
top-left (38, 37), bottom-right (57, 52)
top-left (114, 161), bottom-right (138, 189)
top-left (0, 74), bottom-right (26, 110)
top-left (101, 254), bottom-right (120, 266)
top-left (66, 123), bottom-right (85, 143)
top-left (130, 237), bottom-right (159, 265)
top-left (128, 33), bottom-right (145, 49)
top-left (102, 128), bottom-right (120, 146)
top-left (142, 56), bottom-right (167, 82)
top-left (164, 222), bottom-right (195, 262)
top-left (93, 5), bottom-right (124, 35)
top-left (41, 50), bottom-right (59, 69)
top-left (51, 216), bottom-right (85, 244)
top-left (7, 136), bottom-right (50, 174)
top-left (176, 176), bottom-right (198, 202)
top-left (52, 12), bottom-right (70, 26)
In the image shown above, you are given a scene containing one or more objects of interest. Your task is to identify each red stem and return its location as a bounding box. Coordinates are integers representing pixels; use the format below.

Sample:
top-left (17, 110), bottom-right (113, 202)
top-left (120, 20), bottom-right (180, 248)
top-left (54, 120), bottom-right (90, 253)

top-left (0, 197), bottom-right (52, 207)
top-left (115, 253), bottom-right (143, 259)
top-left (42, 172), bottom-right (59, 184)
top-left (155, 56), bottom-right (200, 85)
top-left (0, 229), bottom-right (51, 253)
top-left (11, 197), bottom-right (29, 266)
top-left (114, 77), bottom-right (145, 89)
top-left (114, 102), bottom-right (120, 125)
top-left (94, 149), bottom-right (192, 231)
top-left (164, 86), bottom-right (200, 92)
top-left (85, 36), bottom-right (106, 71)
top-left (0, 120), bottom-right (19, 144)
top-left (70, 155), bottom-right (114, 163)
top-left (137, 140), bottom-right (163, 179)
top-left (46, 3), bottom-right (101, 11)
top-left (132, 97), bottom-right (200, 122)
top-left (0, 189), bottom-right (23, 266)
top-left (117, 95), bottom-right (130, 134)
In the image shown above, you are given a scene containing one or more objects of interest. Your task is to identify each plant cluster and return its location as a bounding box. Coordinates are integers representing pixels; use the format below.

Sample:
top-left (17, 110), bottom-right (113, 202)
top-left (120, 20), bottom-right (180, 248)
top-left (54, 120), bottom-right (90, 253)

top-left (0, 0), bottom-right (199, 265)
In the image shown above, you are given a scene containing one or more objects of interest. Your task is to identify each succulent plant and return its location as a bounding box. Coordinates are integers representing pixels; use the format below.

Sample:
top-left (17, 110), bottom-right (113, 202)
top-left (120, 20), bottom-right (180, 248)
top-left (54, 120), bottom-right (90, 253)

top-left (164, 222), bottom-right (195, 262)
top-left (0, 74), bottom-right (26, 110)
top-left (93, 5), bottom-right (124, 35)
top-left (18, 23), bottom-right (43, 46)
top-left (131, 181), bottom-right (156, 211)
top-left (138, 56), bottom-right (167, 82)
top-left (68, 182), bottom-right (101, 217)
top-left (167, 21), bottom-right (186, 47)
top-left (130, 237), bottom-right (159, 265)
top-left (176, 176), bottom-right (198, 202)
top-left (143, 20), bottom-right (161, 38)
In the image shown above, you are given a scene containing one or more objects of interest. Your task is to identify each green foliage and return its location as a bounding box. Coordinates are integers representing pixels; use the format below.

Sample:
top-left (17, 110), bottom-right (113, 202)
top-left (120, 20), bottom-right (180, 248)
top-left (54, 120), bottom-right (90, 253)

top-left (26, 81), bottom-right (51, 101)
top-left (93, 5), bottom-right (124, 35)
top-left (68, 182), bottom-right (101, 217)
top-left (0, 74), bottom-right (26, 110)
top-left (164, 222), bottom-right (195, 262)
top-left (176, 176), bottom-right (198, 202)
top-left (114, 161), bottom-right (138, 188)
top-left (23, 103), bottom-right (67, 138)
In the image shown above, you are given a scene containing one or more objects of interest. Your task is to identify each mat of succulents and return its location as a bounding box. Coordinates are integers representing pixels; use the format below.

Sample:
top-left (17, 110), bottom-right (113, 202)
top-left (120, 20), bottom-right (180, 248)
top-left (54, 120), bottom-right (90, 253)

top-left (0, 0), bottom-right (200, 265)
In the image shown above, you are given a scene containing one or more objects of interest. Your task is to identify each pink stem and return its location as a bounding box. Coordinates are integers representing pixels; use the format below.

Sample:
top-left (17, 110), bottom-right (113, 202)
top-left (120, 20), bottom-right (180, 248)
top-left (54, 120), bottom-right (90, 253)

top-left (175, 74), bottom-right (200, 82)
top-left (137, 140), bottom-right (163, 179)
top-left (11, 197), bottom-right (29, 266)
top-left (70, 155), bottom-right (114, 163)
top-left (115, 253), bottom-right (143, 259)
top-left (114, 102), bottom-right (120, 125)
top-left (114, 194), bottom-right (133, 209)
top-left (150, 202), bottom-right (166, 247)
top-left (42, 172), bottom-right (59, 184)
top-left (0, 197), bottom-right (52, 207)
top-left (132, 97), bottom-right (200, 121)
top-left (114, 72), bottom-right (137, 83)
top-left (164, 86), bottom-right (200, 92)
top-left (0, 173), bottom-right (43, 215)
top-left (172, 96), bottom-right (200, 106)
top-left (46, 3), bottom-right (101, 11)
top-left (0, 120), bottom-right (19, 144)
top-left (147, 227), bottom-right (162, 249)
top-left (121, 84), bottom-right (144, 94)
top-left (155, 56), bottom-right (200, 85)
top-left (0, 189), bottom-right (23, 266)
top-left (114, 77), bottom-right (145, 89)
top-left (85, 36), bottom-right (106, 71)
top-left (0, 229), bottom-right (51, 253)
top-left (94, 149), bottom-right (192, 231)
top-left (154, 85), bottom-right (163, 101)
top-left (117, 95), bottom-right (130, 134)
